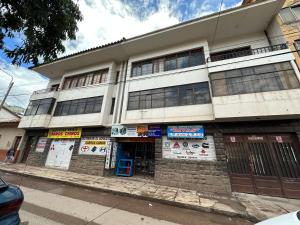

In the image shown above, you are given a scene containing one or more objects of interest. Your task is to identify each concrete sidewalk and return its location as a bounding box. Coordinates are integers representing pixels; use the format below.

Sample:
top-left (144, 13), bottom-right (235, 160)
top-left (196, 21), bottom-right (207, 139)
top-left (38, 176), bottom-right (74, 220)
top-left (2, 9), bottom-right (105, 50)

top-left (1, 163), bottom-right (299, 222)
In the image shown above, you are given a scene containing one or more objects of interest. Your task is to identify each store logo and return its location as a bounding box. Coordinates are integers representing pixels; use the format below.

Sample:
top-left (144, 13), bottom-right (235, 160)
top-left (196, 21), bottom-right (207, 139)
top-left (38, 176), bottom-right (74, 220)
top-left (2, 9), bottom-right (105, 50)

top-left (173, 142), bottom-right (180, 148)
top-left (182, 142), bottom-right (188, 147)
top-left (192, 144), bottom-right (200, 148)
top-left (81, 145), bottom-right (89, 152)
top-left (201, 149), bottom-right (206, 154)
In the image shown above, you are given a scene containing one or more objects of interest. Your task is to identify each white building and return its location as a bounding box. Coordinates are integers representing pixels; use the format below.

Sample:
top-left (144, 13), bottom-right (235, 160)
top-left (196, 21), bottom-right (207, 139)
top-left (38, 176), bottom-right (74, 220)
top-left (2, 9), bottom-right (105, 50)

top-left (19, 0), bottom-right (300, 199)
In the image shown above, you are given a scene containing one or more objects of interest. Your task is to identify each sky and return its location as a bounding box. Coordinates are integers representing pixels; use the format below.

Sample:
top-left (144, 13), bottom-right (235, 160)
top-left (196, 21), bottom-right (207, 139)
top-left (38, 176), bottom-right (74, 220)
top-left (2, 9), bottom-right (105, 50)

top-left (0, 0), bottom-right (242, 110)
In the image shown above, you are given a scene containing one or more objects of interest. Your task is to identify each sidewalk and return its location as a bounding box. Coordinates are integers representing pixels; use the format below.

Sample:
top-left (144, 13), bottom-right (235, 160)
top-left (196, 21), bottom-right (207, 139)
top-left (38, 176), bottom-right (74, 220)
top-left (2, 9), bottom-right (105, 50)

top-left (1, 163), bottom-right (299, 222)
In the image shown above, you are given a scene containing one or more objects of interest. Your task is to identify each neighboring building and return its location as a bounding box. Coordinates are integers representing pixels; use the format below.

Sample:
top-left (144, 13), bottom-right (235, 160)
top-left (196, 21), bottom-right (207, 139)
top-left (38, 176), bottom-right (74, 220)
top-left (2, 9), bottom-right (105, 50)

top-left (243, 0), bottom-right (300, 68)
top-left (0, 107), bottom-right (25, 162)
top-left (18, 0), bottom-right (300, 199)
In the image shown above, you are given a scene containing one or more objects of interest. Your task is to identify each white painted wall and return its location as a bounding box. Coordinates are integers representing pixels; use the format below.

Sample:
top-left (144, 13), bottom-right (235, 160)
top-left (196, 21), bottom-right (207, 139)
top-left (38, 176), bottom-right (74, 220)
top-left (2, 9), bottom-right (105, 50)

top-left (0, 127), bottom-right (25, 150)
top-left (0, 108), bottom-right (19, 123)
top-left (213, 89), bottom-right (300, 119)
top-left (18, 115), bottom-right (52, 128)
top-left (49, 113), bottom-right (103, 128)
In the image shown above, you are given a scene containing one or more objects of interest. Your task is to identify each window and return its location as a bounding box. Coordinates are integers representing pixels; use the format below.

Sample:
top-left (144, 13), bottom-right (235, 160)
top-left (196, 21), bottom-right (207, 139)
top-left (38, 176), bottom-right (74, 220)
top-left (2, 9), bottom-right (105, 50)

top-left (127, 82), bottom-right (211, 110)
top-left (50, 84), bottom-right (59, 91)
top-left (131, 48), bottom-right (205, 77)
top-left (62, 69), bottom-right (109, 90)
top-left (53, 96), bottom-right (103, 116)
top-left (279, 6), bottom-right (300, 24)
top-left (210, 46), bottom-right (252, 62)
top-left (210, 62), bottom-right (300, 97)
top-left (115, 71), bottom-right (120, 84)
top-left (110, 98), bottom-right (115, 114)
top-left (25, 98), bottom-right (55, 116)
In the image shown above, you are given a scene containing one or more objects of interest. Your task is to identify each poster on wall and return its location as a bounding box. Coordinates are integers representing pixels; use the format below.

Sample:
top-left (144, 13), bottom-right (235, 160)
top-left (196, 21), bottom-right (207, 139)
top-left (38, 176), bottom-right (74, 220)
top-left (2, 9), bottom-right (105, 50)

top-left (111, 125), bottom-right (161, 138)
top-left (78, 137), bottom-right (110, 156)
top-left (167, 126), bottom-right (204, 139)
top-left (35, 137), bottom-right (48, 152)
top-left (48, 128), bottom-right (82, 139)
top-left (162, 136), bottom-right (216, 161)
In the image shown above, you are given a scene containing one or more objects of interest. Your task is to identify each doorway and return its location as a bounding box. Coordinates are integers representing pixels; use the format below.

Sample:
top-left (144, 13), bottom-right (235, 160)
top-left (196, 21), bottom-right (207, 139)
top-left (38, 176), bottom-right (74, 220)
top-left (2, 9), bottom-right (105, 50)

top-left (117, 141), bottom-right (155, 177)
top-left (224, 134), bottom-right (300, 199)
top-left (21, 136), bottom-right (34, 163)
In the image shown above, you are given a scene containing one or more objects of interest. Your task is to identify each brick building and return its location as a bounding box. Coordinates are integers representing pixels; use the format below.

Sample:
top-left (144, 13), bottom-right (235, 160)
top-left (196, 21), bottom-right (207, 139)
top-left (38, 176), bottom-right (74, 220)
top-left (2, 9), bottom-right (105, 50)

top-left (18, 0), bottom-right (300, 199)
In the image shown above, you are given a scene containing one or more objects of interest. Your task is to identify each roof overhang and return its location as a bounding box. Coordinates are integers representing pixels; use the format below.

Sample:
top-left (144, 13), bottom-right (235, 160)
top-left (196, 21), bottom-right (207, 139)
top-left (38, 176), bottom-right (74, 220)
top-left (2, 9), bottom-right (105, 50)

top-left (33, 0), bottom-right (285, 79)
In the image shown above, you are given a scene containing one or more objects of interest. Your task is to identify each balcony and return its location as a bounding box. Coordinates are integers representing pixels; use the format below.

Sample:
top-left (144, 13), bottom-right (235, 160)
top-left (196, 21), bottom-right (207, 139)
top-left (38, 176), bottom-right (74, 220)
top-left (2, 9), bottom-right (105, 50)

top-left (30, 87), bottom-right (59, 101)
top-left (207, 44), bottom-right (288, 62)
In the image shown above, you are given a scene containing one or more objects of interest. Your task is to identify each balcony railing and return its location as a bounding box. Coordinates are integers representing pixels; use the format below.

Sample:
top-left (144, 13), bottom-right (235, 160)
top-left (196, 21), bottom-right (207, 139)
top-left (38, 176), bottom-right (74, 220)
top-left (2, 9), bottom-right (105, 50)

top-left (33, 87), bottom-right (59, 95)
top-left (208, 43), bottom-right (288, 62)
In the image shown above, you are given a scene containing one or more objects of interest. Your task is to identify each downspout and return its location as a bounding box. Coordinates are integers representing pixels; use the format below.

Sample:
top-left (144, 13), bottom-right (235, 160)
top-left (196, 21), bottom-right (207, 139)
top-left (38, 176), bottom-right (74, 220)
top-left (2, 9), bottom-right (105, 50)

top-left (117, 60), bottom-right (128, 124)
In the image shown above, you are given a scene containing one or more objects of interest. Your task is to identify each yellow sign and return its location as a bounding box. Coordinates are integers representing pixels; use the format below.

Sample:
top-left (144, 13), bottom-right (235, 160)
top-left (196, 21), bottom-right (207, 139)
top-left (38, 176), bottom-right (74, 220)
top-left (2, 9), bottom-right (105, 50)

top-left (85, 140), bottom-right (107, 146)
top-left (48, 128), bottom-right (82, 139)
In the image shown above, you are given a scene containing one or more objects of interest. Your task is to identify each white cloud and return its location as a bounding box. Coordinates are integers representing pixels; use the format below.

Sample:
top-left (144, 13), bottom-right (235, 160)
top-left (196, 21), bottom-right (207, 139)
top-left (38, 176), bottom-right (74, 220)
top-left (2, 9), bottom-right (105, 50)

top-left (0, 61), bottom-right (48, 109)
top-left (62, 0), bottom-right (180, 56)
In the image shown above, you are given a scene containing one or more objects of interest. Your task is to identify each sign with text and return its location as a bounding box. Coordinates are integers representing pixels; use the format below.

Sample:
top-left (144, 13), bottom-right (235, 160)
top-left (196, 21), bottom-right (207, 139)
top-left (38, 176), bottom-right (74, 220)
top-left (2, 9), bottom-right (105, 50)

top-left (111, 125), bottom-right (161, 138)
top-left (162, 136), bottom-right (216, 161)
top-left (79, 136), bottom-right (110, 155)
top-left (48, 128), bottom-right (82, 139)
top-left (35, 137), bottom-right (48, 152)
top-left (167, 125), bottom-right (204, 139)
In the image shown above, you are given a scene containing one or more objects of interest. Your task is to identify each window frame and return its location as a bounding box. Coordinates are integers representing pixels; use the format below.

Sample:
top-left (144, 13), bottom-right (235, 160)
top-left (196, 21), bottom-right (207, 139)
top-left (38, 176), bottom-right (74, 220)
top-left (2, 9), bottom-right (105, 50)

top-left (25, 98), bottom-right (56, 116)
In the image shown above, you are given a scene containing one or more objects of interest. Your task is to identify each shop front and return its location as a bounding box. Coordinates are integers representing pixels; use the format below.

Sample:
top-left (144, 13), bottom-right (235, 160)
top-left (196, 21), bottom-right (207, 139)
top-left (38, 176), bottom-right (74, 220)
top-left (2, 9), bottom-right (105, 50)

top-left (111, 125), bottom-right (161, 177)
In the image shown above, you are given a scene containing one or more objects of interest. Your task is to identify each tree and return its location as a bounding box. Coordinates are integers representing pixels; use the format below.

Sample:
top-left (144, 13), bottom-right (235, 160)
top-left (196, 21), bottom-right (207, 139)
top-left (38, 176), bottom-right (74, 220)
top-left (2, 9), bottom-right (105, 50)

top-left (0, 0), bottom-right (82, 65)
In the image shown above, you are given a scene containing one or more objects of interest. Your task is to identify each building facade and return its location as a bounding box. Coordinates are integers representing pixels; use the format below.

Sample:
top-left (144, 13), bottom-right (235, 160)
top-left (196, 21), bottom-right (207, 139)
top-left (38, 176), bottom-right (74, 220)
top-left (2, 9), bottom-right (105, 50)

top-left (0, 107), bottom-right (25, 162)
top-left (18, 0), bottom-right (300, 199)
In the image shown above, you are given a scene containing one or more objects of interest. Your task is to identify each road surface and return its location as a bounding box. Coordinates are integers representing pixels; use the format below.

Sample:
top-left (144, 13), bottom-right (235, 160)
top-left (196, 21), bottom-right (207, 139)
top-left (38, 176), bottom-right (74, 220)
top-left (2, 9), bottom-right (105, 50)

top-left (0, 172), bottom-right (253, 225)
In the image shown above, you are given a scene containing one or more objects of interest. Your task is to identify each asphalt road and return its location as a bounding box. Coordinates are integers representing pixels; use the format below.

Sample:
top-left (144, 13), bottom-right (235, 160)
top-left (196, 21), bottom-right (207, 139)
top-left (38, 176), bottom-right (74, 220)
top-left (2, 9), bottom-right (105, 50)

top-left (0, 172), bottom-right (254, 225)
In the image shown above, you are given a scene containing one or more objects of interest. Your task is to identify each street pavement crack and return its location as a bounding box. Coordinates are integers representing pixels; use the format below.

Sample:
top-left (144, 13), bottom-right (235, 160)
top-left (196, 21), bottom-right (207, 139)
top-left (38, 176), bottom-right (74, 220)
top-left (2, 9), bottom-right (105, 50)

top-left (84, 204), bottom-right (119, 225)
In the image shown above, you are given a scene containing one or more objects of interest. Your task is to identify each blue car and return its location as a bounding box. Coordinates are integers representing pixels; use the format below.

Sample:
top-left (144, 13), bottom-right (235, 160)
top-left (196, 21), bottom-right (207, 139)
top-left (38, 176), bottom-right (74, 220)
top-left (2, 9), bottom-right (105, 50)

top-left (0, 178), bottom-right (23, 225)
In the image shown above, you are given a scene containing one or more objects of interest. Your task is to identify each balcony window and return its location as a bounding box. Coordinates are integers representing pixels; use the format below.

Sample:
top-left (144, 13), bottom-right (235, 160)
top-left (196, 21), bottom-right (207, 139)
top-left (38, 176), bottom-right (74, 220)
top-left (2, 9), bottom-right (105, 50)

top-left (25, 98), bottom-right (55, 116)
top-left (131, 48), bottom-right (205, 77)
top-left (280, 5), bottom-right (300, 24)
top-left (210, 62), bottom-right (300, 97)
top-left (62, 69), bottom-right (109, 90)
top-left (127, 82), bottom-right (211, 110)
top-left (54, 96), bottom-right (103, 116)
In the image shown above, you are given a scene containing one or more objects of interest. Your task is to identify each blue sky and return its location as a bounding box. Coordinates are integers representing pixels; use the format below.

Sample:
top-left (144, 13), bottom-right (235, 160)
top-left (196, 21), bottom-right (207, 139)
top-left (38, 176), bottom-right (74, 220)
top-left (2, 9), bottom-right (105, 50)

top-left (0, 0), bottom-right (242, 109)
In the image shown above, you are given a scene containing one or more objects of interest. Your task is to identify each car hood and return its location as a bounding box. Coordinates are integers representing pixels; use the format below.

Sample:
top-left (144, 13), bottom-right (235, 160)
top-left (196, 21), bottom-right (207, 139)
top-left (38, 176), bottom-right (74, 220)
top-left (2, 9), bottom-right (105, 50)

top-left (0, 185), bottom-right (23, 205)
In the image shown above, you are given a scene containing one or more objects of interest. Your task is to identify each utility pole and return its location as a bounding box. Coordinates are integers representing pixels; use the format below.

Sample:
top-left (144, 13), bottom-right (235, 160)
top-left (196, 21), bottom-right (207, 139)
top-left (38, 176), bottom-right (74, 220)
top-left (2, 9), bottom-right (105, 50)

top-left (0, 68), bottom-right (14, 111)
top-left (0, 81), bottom-right (14, 111)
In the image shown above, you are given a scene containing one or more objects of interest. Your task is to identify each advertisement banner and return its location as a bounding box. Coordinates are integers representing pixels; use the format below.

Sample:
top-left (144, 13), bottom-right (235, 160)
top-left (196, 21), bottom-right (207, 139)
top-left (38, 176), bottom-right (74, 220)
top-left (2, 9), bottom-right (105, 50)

top-left (162, 135), bottom-right (216, 161)
top-left (167, 125), bottom-right (204, 139)
top-left (79, 136), bottom-right (110, 155)
top-left (35, 137), bottom-right (48, 152)
top-left (48, 128), bottom-right (82, 139)
top-left (111, 125), bottom-right (161, 138)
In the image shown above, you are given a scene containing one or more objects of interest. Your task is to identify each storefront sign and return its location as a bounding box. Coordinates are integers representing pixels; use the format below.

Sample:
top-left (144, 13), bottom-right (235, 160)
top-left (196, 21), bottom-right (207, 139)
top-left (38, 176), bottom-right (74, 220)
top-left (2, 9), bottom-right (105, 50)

top-left (162, 135), bottom-right (216, 161)
top-left (111, 125), bottom-right (161, 138)
top-left (35, 137), bottom-right (48, 152)
top-left (79, 136), bottom-right (110, 155)
top-left (48, 128), bottom-right (82, 139)
top-left (167, 125), bottom-right (204, 139)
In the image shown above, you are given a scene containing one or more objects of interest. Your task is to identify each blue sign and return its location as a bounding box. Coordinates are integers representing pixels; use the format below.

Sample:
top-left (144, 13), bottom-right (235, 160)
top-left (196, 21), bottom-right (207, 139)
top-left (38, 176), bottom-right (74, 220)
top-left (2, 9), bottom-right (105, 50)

top-left (148, 125), bottom-right (162, 138)
top-left (167, 125), bottom-right (204, 139)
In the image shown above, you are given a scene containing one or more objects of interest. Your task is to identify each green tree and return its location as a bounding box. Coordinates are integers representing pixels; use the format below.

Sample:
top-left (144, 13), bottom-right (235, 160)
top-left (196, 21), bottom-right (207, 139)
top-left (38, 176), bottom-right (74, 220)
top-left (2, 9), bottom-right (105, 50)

top-left (0, 0), bottom-right (82, 65)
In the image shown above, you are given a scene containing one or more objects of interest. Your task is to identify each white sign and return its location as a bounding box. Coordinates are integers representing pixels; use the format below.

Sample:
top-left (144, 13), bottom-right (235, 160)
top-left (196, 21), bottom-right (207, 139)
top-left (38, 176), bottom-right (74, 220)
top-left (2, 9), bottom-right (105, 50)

top-left (79, 137), bottom-right (110, 156)
top-left (36, 137), bottom-right (48, 152)
top-left (111, 125), bottom-right (147, 137)
top-left (162, 136), bottom-right (216, 161)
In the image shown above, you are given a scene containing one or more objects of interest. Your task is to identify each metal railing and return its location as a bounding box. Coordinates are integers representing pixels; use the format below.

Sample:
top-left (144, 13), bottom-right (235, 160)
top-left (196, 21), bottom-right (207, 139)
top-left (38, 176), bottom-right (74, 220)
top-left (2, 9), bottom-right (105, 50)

top-left (33, 87), bottom-right (60, 95)
top-left (208, 43), bottom-right (288, 62)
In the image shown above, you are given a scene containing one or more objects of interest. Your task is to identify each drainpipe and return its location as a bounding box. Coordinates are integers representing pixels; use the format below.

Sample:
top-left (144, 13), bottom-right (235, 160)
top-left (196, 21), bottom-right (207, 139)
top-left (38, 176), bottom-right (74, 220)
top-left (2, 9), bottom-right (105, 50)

top-left (117, 60), bottom-right (128, 124)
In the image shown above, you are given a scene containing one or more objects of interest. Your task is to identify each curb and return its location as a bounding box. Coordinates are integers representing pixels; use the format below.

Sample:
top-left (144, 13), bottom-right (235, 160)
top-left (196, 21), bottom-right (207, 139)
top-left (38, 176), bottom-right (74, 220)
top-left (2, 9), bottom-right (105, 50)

top-left (0, 168), bottom-right (259, 223)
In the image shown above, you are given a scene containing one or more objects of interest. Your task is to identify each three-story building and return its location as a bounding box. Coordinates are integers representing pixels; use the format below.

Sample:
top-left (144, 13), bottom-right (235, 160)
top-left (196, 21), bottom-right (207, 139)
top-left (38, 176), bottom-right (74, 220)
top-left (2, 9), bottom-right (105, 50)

top-left (18, 0), bottom-right (300, 199)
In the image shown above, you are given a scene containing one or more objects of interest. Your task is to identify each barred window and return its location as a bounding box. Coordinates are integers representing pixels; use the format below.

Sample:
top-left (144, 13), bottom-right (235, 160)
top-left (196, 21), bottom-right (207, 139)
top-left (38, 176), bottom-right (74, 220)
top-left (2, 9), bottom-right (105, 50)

top-left (54, 96), bottom-right (103, 116)
top-left (210, 62), bottom-right (300, 97)
top-left (127, 82), bottom-right (211, 110)
top-left (25, 98), bottom-right (55, 116)
top-left (131, 48), bottom-right (205, 77)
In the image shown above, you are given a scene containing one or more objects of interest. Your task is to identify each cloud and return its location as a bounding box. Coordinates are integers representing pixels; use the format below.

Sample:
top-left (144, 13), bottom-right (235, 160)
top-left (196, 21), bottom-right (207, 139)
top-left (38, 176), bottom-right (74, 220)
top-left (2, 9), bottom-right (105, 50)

top-left (0, 61), bottom-right (48, 109)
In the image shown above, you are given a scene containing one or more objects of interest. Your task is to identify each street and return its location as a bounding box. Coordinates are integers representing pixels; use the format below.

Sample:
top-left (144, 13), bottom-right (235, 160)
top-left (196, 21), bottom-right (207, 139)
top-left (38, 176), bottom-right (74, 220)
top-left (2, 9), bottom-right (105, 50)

top-left (0, 172), bottom-right (253, 225)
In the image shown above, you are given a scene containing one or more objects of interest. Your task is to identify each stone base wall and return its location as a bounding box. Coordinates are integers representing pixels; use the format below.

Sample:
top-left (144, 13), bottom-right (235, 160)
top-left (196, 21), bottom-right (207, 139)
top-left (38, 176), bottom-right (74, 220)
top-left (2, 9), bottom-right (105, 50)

top-left (69, 155), bottom-right (105, 176)
top-left (26, 135), bottom-right (51, 167)
top-left (155, 159), bottom-right (231, 194)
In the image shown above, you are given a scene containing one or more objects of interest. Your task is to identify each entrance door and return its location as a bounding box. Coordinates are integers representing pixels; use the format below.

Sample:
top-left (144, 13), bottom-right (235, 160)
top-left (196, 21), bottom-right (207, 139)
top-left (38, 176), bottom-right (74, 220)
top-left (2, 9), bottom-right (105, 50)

top-left (224, 134), bottom-right (300, 199)
top-left (45, 139), bottom-right (75, 170)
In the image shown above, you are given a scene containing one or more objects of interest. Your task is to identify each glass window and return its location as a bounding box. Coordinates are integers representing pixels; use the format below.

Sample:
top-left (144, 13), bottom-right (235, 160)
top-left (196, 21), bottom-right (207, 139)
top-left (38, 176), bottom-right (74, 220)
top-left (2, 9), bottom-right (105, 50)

top-left (25, 98), bottom-right (55, 116)
top-left (100, 71), bottom-right (108, 83)
top-left (63, 78), bottom-right (71, 90)
top-left (85, 74), bottom-right (94, 86)
top-left (165, 55), bottom-right (177, 71)
top-left (93, 97), bottom-right (102, 112)
top-left (151, 89), bottom-right (164, 108)
top-left (141, 62), bottom-right (153, 75)
top-left (194, 83), bottom-right (211, 104)
top-left (54, 102), bottom-right (62, 116)
top-left (280, 8), bottom-right (296, 24)
top-left (190, 49), bottom-right (204, 66)
top-left (85, 98), bottom-right (95, 113)
top-left (68, 100), bottom-right (78, 115)
top-left (292, 6), bottom-right (300, 20)
top-left (132, 64), bottom-right (142, 77)
top-left (153, 58), bottom-right (164, 73)
top-left (210, 62), bottom-right (300, 97)
top-left (93, 73), bottom-right (102, 84)
top-left (77, 75), bottom-right (86, 87)
top-left (69, 77), bottom-right (78, 88)
top-left (128, 93), bottom-right (140, 110)
top-left (110, 98), bottom-right (115, 114)
top-left (61, 102), bottom-right (71, 116)
top-left (165, 87), bottom-right (178, 107)
top-left (179, 85), bottom-right (194, 105)
top-left (177, 52), bottom-right (189, 69)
